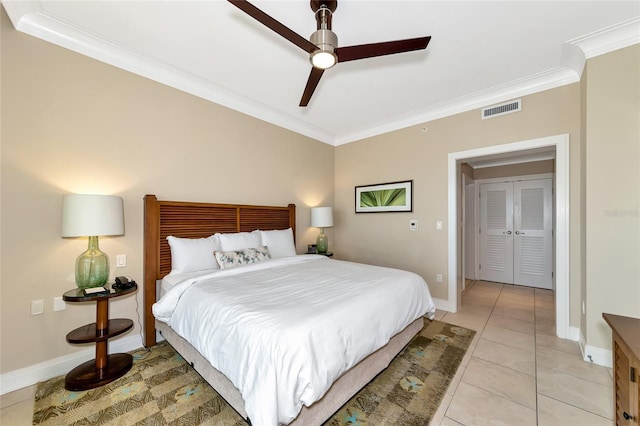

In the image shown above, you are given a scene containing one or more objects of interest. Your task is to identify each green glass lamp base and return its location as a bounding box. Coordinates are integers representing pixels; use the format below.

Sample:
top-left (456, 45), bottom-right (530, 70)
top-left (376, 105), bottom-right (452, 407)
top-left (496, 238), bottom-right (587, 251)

top-left (316, 229), bottom-right (328, 254)
top-left (75, 236), bottom-right (110, 289)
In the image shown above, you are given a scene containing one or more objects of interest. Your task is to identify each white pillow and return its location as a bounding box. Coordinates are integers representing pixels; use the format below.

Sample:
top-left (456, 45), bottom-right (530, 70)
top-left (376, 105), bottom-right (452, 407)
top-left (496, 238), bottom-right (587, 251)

top-left (166, 235), bottom-right (221, 273)
top-left (214, 246), bottom-right (271, 270)
top-left (260, 228), bottom-right (296, 258)
top-left (218, 230), bottom-right (262, 251)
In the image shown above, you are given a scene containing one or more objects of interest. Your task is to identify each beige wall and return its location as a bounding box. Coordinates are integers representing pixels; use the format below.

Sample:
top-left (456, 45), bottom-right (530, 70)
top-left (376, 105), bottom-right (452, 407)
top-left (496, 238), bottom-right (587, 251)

top-left (335, 85), bottom-right (582, 307)
top-left (0, 9), bottom-right (334, 373)
top-left (584, 44), bottom-right (640, 350)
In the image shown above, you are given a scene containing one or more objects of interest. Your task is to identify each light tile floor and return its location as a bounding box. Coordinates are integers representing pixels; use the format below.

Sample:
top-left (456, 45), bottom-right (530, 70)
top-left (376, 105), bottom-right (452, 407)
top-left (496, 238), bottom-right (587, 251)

top-left (431, 280), bottom-right (614, 426)
top-left (0, 280), bottom-right (614, 425)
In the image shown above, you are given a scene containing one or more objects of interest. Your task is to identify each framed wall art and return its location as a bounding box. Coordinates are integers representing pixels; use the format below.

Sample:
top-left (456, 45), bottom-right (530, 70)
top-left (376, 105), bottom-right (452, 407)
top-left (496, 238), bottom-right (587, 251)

top-left (355, 180), bottom-right (413, 213)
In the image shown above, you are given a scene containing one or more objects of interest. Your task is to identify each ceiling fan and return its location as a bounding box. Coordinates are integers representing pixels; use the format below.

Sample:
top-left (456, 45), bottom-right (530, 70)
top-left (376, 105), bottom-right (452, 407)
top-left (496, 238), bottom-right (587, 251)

top-left (228, 0), bottom-right (431, 107)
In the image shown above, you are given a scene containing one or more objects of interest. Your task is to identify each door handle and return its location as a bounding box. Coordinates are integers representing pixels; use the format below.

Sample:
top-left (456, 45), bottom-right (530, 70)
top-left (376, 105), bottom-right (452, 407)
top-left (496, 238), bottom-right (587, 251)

top-left (515, 231), bottom-right (525, 235)
top-left (503, 231), bottom-right (512, 235)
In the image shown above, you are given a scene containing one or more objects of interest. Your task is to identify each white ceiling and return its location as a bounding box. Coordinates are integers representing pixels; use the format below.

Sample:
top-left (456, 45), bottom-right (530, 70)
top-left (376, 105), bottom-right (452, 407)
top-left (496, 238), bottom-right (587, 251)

top-left (4, 1), bottom-right (639, 146)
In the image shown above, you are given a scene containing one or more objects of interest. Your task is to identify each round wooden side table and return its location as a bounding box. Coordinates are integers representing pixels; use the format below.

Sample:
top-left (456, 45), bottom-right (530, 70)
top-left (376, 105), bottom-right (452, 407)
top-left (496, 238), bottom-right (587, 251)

top-left (62, 283), bottom-right (137, 391)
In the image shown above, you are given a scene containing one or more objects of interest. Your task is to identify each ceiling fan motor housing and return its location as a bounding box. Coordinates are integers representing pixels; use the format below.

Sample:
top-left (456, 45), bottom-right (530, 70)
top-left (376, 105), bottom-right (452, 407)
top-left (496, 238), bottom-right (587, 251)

top-left (310, 29), bottom-right (338, 51)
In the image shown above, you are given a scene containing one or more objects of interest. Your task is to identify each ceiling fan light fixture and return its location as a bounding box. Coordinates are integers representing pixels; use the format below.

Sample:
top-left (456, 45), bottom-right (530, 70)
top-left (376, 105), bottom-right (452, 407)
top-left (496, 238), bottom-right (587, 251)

top-left (311, 49), bottom-right (337, 69)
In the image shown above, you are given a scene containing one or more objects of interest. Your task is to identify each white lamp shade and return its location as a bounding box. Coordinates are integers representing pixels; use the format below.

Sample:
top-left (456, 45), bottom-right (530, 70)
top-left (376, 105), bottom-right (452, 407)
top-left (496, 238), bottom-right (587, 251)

top-left (61, 194), bottom-right (125, 237)
top-left (311, 207), bottom-right (333, 228)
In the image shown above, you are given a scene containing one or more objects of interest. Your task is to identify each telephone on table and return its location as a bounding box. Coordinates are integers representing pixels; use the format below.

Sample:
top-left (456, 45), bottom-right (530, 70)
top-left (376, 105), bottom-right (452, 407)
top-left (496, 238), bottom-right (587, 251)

top-left (113, 276), bottom-right (136, 290)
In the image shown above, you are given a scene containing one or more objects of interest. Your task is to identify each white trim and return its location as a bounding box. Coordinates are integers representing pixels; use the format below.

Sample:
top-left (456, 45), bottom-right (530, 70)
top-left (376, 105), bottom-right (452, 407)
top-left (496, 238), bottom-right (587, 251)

top-left (461, 174), bottom-right (467, 290)
top-left (567, 17), bottom-right (640, 60)
top-left (448, 162), bottom-right (460, 313)
top-left (0, 334), bottom-right (143, 395)
top-left (571, 327), bottom-right (613, 368)
top-left (583, 345), bottom-right (613, 369)
top-left (474, 173), bottom-right (554, 185)
top-left (433, 297), bottom-right (454, 313)
top-left (577, 328), bottom-right (612, 367)
top-left (554, 138), bottom-right (570, 338)
top-left (448, 134), bottom-right (570, 339)
top-left (569, 326), bottom-right (581, 342)
top-left (335, 68), bottom-right (578, 146)
top-left (579, 330), bottom-right (587, 354)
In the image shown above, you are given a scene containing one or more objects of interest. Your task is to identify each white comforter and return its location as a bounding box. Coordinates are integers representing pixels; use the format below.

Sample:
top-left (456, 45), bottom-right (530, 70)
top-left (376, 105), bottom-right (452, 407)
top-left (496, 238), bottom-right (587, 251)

top-left (153, 256), bottom-right (435, 426)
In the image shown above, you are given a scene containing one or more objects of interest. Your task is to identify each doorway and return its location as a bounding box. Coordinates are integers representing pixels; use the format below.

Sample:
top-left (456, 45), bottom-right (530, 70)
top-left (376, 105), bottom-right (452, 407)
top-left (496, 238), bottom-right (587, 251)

top-left (447, 134), bottom-right (570, 339)
top-left (479, 178), bottom-right (553, 289)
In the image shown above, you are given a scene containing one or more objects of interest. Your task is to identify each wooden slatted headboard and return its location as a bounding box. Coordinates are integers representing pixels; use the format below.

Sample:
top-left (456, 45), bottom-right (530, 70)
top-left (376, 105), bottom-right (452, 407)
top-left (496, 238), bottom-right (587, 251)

top-left (143, 194), bottom-right (296, 347)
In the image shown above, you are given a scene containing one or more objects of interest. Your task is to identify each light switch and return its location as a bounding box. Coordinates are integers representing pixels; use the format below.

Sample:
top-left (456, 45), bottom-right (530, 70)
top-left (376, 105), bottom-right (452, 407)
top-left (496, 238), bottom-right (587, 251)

top-left (409, 220), bottom-right (418, 231)
top-left (436, 221), bottom-right (443, 230)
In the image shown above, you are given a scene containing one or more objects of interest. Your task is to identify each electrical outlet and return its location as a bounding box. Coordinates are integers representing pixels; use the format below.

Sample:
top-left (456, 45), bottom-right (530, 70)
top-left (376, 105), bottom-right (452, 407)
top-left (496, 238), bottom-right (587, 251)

top-left (31, 299), bottom-right (44, 316)
top-left (436, 273), bottom-right (443, 283)
top-left (53, 296), bottom-right (66, 312)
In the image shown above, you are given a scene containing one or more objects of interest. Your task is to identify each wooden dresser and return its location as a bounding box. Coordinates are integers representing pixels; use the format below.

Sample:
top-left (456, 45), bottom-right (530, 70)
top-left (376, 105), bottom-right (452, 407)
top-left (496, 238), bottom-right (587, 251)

top-left (603, 313), bottom-right (640, 425)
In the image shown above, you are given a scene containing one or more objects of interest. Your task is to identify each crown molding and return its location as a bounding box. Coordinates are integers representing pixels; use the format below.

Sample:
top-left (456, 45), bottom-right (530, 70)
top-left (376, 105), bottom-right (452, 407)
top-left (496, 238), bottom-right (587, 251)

top-left (334, 67), bottom-right (579, 146)
top-left (5, 5), bottom-right (336, 144)
top-left (568, 17), bottom-right (640, 59)
top-left (4, 3), bottom-right (638, 147)
top-left (561, 17), bottom-right (640, 80)
top-left (336, 18), bottom-right (640, 146)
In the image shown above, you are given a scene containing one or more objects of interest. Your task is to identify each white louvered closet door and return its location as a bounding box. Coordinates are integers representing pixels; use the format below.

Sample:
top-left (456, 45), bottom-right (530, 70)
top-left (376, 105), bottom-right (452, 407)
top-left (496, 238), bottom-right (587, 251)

top-left (513, 179), bottom-right (553, 289)
top-left (479, 179), bottom-right (553, 288)
top-left (479, 182), bottom-right (514, 284)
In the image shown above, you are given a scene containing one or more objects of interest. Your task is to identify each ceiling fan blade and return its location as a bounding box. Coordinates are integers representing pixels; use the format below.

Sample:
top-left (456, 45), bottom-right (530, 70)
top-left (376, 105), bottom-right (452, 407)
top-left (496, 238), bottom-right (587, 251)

top-left (299, 67), bottom-right (325, 107)
top-left (228, 0), bottom-right (317, 53)
top-left (336, 36), bottom-right (431, 63)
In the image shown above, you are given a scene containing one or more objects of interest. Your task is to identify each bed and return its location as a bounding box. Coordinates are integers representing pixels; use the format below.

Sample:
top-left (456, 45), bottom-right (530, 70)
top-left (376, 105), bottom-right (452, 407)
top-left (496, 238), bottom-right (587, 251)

top-left (143, 194), bottom-right (435, 425)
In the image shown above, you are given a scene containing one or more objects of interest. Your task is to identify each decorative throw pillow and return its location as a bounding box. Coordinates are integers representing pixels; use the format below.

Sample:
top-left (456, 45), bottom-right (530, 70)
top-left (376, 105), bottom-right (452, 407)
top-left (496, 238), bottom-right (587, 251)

top-left (214, 246), bottom-right (272, 269)
top-left (167, 235), bottom-right (221, 273)
top-left (260, 228), bottom-right (296, 258)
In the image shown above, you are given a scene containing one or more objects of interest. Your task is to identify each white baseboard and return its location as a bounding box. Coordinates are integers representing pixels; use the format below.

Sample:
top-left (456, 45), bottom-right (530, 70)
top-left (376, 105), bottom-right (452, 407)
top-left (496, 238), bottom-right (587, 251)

top-left (576, 329), bottom-right (612, 367)
top-left (578, 330), bottom-right (587, 357)
top-left (568, 326), bottom-right (580, 342)
top-left (433, 297), bottom-right (454, 313)
top-left (0, 334), bottom-right (143, 395)
top-left (582, 344), bottom-right (613, 368)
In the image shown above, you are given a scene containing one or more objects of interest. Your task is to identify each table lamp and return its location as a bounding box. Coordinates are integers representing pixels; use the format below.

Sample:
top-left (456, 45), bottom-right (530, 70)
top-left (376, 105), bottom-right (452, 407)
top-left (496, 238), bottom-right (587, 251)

top-left (311, 206), bottom-right (333, 254)
top-left (61, 194), bottom-right (124, 289)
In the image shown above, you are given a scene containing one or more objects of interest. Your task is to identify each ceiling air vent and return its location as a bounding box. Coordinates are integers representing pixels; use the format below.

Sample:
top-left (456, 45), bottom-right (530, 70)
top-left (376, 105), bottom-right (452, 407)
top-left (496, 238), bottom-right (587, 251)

top-left (481, 99), bottom-right (521, 119)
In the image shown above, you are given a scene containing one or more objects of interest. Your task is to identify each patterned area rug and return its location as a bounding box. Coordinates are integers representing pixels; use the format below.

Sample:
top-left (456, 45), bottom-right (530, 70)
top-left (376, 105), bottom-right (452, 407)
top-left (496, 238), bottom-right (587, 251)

top-left (33, 320), bottom-right (475, 425)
